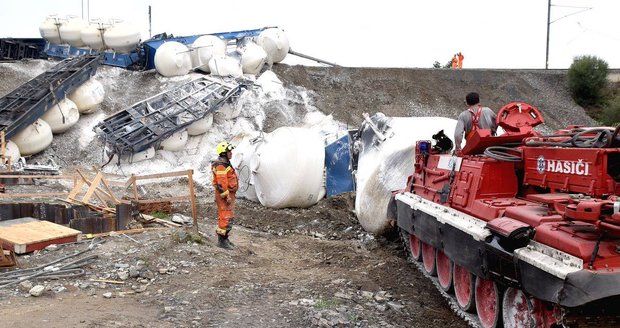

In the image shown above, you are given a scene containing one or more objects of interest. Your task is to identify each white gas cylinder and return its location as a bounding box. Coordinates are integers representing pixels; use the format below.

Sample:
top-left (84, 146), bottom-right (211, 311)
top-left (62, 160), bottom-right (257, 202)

top-left (103, 21), bottom-right (141, 53)
top-left (81, 21), bottom-right (108, 50)
top-left (160, 130), bottom-right (188, 151)
top-left (39, 16), bottom-right (65, 44)
top-left (191, 35), bottom-right (226, 73)
top-left (68, 78), bottom-right (105, 114)
top-left (12, 119), bottom-right (54, 156)
top-left (208, 55), bottom-right (243, 78)
top-left (154, 41), bottom-right (192, 77)
top-left (187, 113), bottom-right (213, 136)
top-left (250, 127), bottom-right (325, 208)
top-left (2, 140), bottom-right (21, 165)
top-left (59, 17), bottom-right (87, 47)
top-left (41, 98), bottom-right (80, 134)
top-left (239, 41), bottom-right (267, 74)
top-left (256, 28), bottom-right (289, 63)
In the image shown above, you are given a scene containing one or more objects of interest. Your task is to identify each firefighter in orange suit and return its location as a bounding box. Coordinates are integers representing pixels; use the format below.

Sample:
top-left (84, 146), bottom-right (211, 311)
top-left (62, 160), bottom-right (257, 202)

top-left (212, 141), bottom-right (238, 249)
top-left (457, 52), bottom-right (464, 69)
top-left (451, 54), bottom-right (458, 69)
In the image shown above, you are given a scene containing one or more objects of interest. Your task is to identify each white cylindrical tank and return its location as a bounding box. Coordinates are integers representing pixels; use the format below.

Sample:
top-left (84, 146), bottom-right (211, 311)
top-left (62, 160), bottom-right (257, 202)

top-left (191, 35), bottom-right (226, 73)
top-left (230, 133), bottom-right (261, 203)
top-left (154, 41), bottom-right (192, 77)
top-left (67, 78), bottom-right (105, 114)
top-left (239, 41), bottom-right (267, 74)
top-left (12, 119), bottom-right (53, 156)
top-left (251, 127), bottom-right (325, 208)
top-left (160, 130), bottom-right (188, 151)
top-left (41, 98), bottom-right (80, 134)
top-left (208, 55), bottom-right (243, 78)
top-left (256, 28), bottom-right (289, 63)
top-left (355, 115), bottom-right (458, 235)
top-left (103, 21), bottom-right (141, 53)
top-left (39, 16), bottom-right (65, 44)
top-left (215, 102), bottom-right (241, 120)
top-left (187, 113), bottom-right (213, 136)
top-left (81, 21), bottom-right (108, 50)
top-left (2, 140), bottom-right (21, 165)
top-left (59, 16), bottom-right (87, 47)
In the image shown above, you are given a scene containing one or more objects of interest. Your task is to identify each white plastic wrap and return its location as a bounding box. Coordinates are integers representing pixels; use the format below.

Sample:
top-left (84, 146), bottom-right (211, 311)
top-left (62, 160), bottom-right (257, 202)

top-left (256, 28), bottom-right (289, 63)
top-left (12, 119), bottom-right (53, 156)
top-left (154, 41), bottom-right (192, 77)
top-left (59, 17), bottom-right (87, 47)
top-left (208, 55), bottom-right (243, 78)
top-left (68, 78), bottom-right (105, 114)
top-left (251, 127), bottom-right (325, 208)
top-left (191, 35), bottom-right (226, 73)
top-left (355, 116), bottom-right (458, 235)
top-left (41, 98), bottom-right (80, 134)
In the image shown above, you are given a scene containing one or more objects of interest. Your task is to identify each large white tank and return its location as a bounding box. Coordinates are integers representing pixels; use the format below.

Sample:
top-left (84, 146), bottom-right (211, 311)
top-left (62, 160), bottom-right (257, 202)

top-left (256, 28), bottom-right (289, 63)
top-left (355, 115), bottom-right (458, 235)
top-left (81, 21), bottom-right (108, 50)
top-left (191, 35), bottom-right (226, 73)
top-left (239, 41), bottom-right (267, 74)
top-left (59, 17), bottom-right (88, 47)
top-left (208, 55), bottom-right (243, 78)
top-left (154, 41), bottom-right (192, 77)
top-left (12, 119), bottom-right (53, 156)
top-left (215, 102), bottom-right (241, 120)
top-left (2, 140), bottom-right (21, 165)
top-left (187, 113), bottom-right (213, 136)
top-left (41, 98), bottom-right (80, 134)
top-left (103, 21), bottom-right (141, 53)
top-left (39, 16), bottom-right (65, 44)
top-left (230, 133), bottom-right (261, 203)
top-left (160, 130), bottom-right (188, 151)
top-left (250, 127), bottom-right (325, 208)
top-left (67, 78), bottom-right (105, 114)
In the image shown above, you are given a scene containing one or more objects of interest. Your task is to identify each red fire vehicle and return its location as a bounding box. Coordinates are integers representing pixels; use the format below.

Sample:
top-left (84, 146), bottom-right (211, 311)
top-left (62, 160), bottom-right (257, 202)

top-left (390, 102), bottom-right (620, 327)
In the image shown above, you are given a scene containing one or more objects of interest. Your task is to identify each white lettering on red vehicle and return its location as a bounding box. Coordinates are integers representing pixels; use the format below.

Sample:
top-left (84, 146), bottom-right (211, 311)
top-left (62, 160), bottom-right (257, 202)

top-left (537, 156), bottom-right (589, 176)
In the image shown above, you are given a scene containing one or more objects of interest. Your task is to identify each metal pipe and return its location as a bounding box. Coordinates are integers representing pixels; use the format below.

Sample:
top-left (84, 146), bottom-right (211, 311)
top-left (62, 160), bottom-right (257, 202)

top-left (288, 48), bottom-right (340, 67)
top-left (545, 0), bottom-right (551, 69)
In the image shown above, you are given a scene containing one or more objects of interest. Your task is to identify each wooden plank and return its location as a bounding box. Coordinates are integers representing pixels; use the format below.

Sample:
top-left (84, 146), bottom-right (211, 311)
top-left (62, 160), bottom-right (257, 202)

top-left (81, 172), bottom-right (103, 203)
top-left (136, 196), bottom-right (189, 203)
top-left (0, 218), bottom-right (81, 254)
top-left (0, 192), bottom-right (69, 198)
top-left (66, 179), bottom-right (86, 201)
top-left (76, 170), bottom-right (114, 202)
top-left (132, 170), bottom-right (193, 181)
top-left (0, 175), bottom-right (75, 180)
top-left (188, 169), bottom-right (198, 231)
top-left (131, 176), bottom-right (139, 200)
top-left (99, 174), bottom-right (121, 204)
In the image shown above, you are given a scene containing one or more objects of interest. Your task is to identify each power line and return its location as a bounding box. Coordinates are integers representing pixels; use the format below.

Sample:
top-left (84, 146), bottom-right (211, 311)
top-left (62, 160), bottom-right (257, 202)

top-left (545, 1), bottom-right (592, 69)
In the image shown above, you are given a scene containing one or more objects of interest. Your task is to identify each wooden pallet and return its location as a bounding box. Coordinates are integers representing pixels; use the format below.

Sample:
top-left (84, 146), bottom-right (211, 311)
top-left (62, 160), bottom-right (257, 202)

top-left (0, 217), bottom-right (81, 254)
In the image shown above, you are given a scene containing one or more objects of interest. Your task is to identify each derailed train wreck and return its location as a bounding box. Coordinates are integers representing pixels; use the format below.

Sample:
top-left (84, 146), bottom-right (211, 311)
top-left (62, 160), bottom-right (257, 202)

top-left (390, 102), bottom-right (620, 327)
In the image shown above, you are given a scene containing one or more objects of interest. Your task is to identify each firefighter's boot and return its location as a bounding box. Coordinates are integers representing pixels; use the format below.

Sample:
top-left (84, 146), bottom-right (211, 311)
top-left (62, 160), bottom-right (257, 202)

top-left (218, 235), bottom-right (233, 250)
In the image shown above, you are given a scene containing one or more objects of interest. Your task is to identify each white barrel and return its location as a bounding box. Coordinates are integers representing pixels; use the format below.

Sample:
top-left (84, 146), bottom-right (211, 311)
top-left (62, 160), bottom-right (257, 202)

top-left (256, 28), bottom-right (289, 63)
top-left (191, 35), bottom-right (226, 73)
top-left (12, 119), bottom-right (53, 156)
top-left (59, 17), bottom-right (87, 47)
top-left (240, 41), bottom-right (267, 74)
top-left (81, 22), bottom-right (108, 50)
top-left (39, 16), bottom-right (65, 44)
top-left (103, 21), bottom-right (141, 53)
top-left (187, 113), bottom-right (213, 136)
top-left (67, 78), bottom-right (105, 114)
top-left (160, 130), bottom-right (188, 151)
top-left (355, 116), bottom-right (458, 235)
top-left (154, 41), bottom-right (192, 77)
top-left (2, 140), bottom-right (21, 165)
top-left (251, 127), bottom-right (325, 208)
top-left (208, 55), bottom-right (243, 78)
top-left (41, 98), bottom-right (80, 134)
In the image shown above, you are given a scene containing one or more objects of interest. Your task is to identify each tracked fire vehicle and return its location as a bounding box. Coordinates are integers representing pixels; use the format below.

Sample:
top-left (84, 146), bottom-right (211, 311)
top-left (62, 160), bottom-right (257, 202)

top-left (390, 102), bottom-right (620, 327)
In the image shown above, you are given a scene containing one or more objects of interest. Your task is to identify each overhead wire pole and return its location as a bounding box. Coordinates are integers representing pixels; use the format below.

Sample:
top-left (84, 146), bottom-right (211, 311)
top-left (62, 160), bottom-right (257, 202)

top-left (545, 2), bottom-right (592, 69)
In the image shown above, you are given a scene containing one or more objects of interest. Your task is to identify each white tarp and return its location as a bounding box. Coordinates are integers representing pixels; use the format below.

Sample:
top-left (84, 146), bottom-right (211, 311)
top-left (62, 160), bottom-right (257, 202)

top-left (355, 115), bottom-right (458, 235)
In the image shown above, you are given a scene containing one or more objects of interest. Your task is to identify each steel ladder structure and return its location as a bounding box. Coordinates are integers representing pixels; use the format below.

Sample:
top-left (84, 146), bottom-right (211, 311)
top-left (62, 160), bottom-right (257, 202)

top-left (95, 76), bottom-right (244, 157)
top-left (0, 55), bottom-right (100, 139)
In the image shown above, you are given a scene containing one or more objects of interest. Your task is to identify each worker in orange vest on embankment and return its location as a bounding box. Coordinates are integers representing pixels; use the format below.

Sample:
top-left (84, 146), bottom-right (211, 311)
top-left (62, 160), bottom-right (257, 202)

top-left (457, 52), bottom-right (464, 69)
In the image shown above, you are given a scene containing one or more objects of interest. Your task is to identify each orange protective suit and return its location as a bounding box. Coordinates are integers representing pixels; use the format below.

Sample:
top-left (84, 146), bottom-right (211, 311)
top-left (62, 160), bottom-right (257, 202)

top-left (457, 53), bottom-right (464, 69)
top-left (451, 55), bottom-right (458, 69)
top-left (211, 157), bottom-right (238, 236)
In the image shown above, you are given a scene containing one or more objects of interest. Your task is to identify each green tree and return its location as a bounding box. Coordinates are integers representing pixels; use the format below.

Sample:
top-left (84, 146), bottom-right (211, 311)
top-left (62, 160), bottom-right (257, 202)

top-left (567, 55), bottom-right (609, 106)
top-left (600, 94), bottom-right (620, 126)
